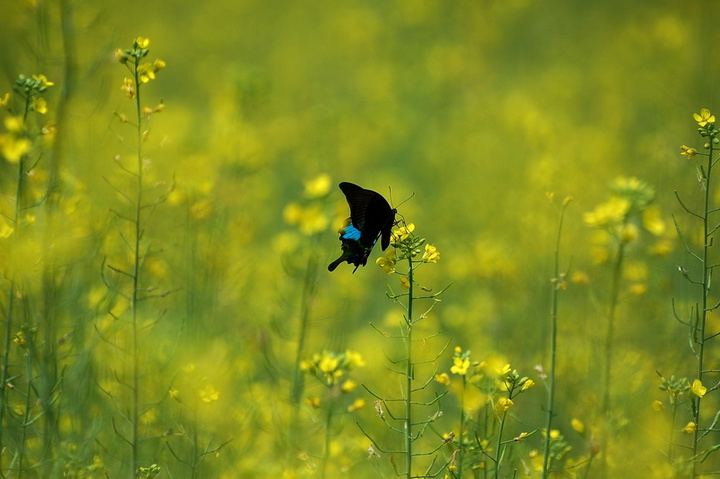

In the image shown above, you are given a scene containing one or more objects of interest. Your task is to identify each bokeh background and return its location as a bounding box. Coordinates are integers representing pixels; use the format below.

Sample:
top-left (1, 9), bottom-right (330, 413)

top-left (1, 0), bottom-right (720, 477)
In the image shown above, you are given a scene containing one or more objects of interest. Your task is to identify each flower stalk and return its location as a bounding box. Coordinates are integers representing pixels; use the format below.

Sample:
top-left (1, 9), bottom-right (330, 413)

top-left (359, 222), bottom-right (448, 478)
top-left (542, 194), bottom-right (571, 478)
top-left (673, 108), bottom-right (720, 476)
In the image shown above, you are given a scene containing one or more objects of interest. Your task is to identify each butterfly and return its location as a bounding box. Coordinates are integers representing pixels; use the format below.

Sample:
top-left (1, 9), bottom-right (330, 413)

top-left (328, 182), bottom-right (396, 272)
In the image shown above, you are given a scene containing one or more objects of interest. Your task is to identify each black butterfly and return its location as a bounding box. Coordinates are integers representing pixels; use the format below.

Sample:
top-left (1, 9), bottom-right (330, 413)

top-left (328, 182), bottom-right (396, 272)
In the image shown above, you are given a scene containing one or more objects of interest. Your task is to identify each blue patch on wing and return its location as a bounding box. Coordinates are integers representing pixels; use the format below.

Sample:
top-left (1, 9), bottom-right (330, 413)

top-left (341, 223), bottom-right (362, 241)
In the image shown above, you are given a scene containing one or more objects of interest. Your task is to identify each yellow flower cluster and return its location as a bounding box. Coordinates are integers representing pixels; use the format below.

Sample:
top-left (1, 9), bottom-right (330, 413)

top-left (301, 350), bottom-right (365, 387)
top-left (0, 74), bottom-right (55, 164)
top-left (283, 202), bottom-right (329, 235)
top-left (116, 37), bottom-right (166, 100)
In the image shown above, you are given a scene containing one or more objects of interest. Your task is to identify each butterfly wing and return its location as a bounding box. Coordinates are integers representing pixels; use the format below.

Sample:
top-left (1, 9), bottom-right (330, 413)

top-left (329, 182), bottom-right (396, 272)
top-left (339, 182), bottom-right (395, 251)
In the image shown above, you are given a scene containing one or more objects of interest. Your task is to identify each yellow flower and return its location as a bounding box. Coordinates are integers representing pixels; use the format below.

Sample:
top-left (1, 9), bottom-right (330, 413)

top-left (136, 37), bottom-right (150, 49)
top-left (33, 97), bottom-right (48, 114)
top-left (584, 197), bottom-right (630, 228)
top-left (345, 350), bottom-right (366, 368)
top-left (304, 173), bottom-right (331, 198)
top-left (306, 396), bottom-right (321, 408)
top-left (115, 48), bottom-right (128, 63)
top-left (629, 283), bottom-right (647, 296)
top-left (299, 359), bottom-right (313, 372)
top-left (169, 388), bottom-right (181, 401)
top-left (0, 219), bottom-right (14, 238)
top-left (498, 364), bottom-right (512, 376)
top-left (642, 205), bottom-right (665, 236)
top-left (435, 372), bottom-right (451, 386)
top-left (399, 275), bottom-right (410, 290)
top-left (680, 145), bottom-right (697, 159)
top-left (690, 379), bottom-right (707, 398)
top-left (137, 63), bottom-right (156, 83)
top-left (376, 250), bottom-right (396, 274)
top-left (31, 74), bottom-right (54, 87)
top-left (341, 379), bottom-right (357, 393)
top-left (649, 239), bottom-right (673, 257)
top-left (570, 271), bottom-right (590, 285)
top-left (153, 59), bottom-right (166, 72)
top-left (651, 400), bottom-right (664, 412)
top-left (13, 331), bottom-right (25, 346)
top-left (318, 354), bottom-right (339, 374)
top-left (5, 116), bottom-right (23, 132)
top-left (199, 385), bottom-right (219, 403)
top-left (693, 108), bottom-right (715, 127)
top-left (571, 418), bottom-right (585, 434)
top-left (0, 134), bottom-right (31, 163)
top-left (682, 422), bottom-right (697, 434)
top-left (392, 223), bottom-right (415, 242)
top-left (495, 397), bottom-right (513, 414)
top-left (121, 78), bottom-right (135, 99)
top-left (521, 378), bottom-right (535, 391)
top-left (620, 223), bottom-right (639, 244)
top-left (422, 244), bottom-right (440, 263)
top-left (0, 93), bottom-right (9, 109)
top-left (283, 202), bottom-right (328, 235)
top-left (450, 357), bottom-right (470, 375)
top-left (348, 398), bottom-right (366, 412)
top-left (283, 202), bottom-right (302, 224)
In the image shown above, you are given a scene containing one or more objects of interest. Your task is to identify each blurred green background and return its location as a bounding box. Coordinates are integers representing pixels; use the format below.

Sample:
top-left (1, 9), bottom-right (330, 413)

top-left (1, 0), bottom-right (720, 477)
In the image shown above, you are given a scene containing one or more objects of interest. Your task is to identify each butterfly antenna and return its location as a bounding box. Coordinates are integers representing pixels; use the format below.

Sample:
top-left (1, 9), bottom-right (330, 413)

top-left (394, 191), bottom-right (415, 209)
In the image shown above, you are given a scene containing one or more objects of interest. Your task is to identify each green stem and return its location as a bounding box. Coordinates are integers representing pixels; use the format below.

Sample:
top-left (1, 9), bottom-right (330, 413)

top-left (405, 258), bottom-right (414, 478)
top-left (321, 396), bottom-right (335, 479)
top-left (601, 240), bottom-right (625, 419)
top-left (0, 94), bottom-right (33, 477)
top-left (692, 142), bottom-right (713, 477)
top-left (0, 281), bottom-right (13, 475)
top-left (542, 201), bottom-right (568, 478)
top-left (191, 403), bottom-right (198, 479)
top-left (130, 53), bottom-right (144, 478)
top-left (598, 229), bottom-right (626, 479)
top-left (18, 345), bottom-right (33, 479)
top-left (456, 375), bottom-right (466, 478)
top-left (290, 252), bottom-right (318, 446)
top-left (494, 409), bottom-right (508, 478)
top-left (668, 399), bottom-right (677, 460)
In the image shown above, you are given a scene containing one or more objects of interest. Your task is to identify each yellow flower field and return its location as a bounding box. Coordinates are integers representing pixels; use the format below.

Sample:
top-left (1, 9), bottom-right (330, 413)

top-left (0, 1), bottom-right (719, 478)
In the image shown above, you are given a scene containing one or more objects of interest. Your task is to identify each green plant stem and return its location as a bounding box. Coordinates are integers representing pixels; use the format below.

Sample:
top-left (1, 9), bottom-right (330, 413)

top-left (0, 96), bottom-right (33, 476)
top-left (601, 239), bottom-right (625, 419)
top-left (668, 400), bottom-right (677, 460)
top-left (405, 258), bottom-right (415, 479)
top-left (494, 410), bottom-right (508, 478)
top-left (457, 375), bottom-right (466, 478)
top-left (542, 201), bottom-right (568, 478)
top-left (0, 281), bottom-right (12, 474)
top-left (130, 53), bottom-right (144, 477)
top-left (692, 143), bottom-right (713, 477)
top-left (191, 403), bottom-right (199, 479)
top-left (18, 346), bottom-right (34, 479)
top-left (321, 396), bottom-right (335, 479)
top-left (290, 252), bottom-right (318, 446)
top-left (598, 231), bottom-right (626, 479)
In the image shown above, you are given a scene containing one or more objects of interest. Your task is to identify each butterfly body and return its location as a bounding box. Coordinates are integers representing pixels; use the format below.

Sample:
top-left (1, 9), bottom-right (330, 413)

top-left (328, 182), bottom-right (396, 272)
